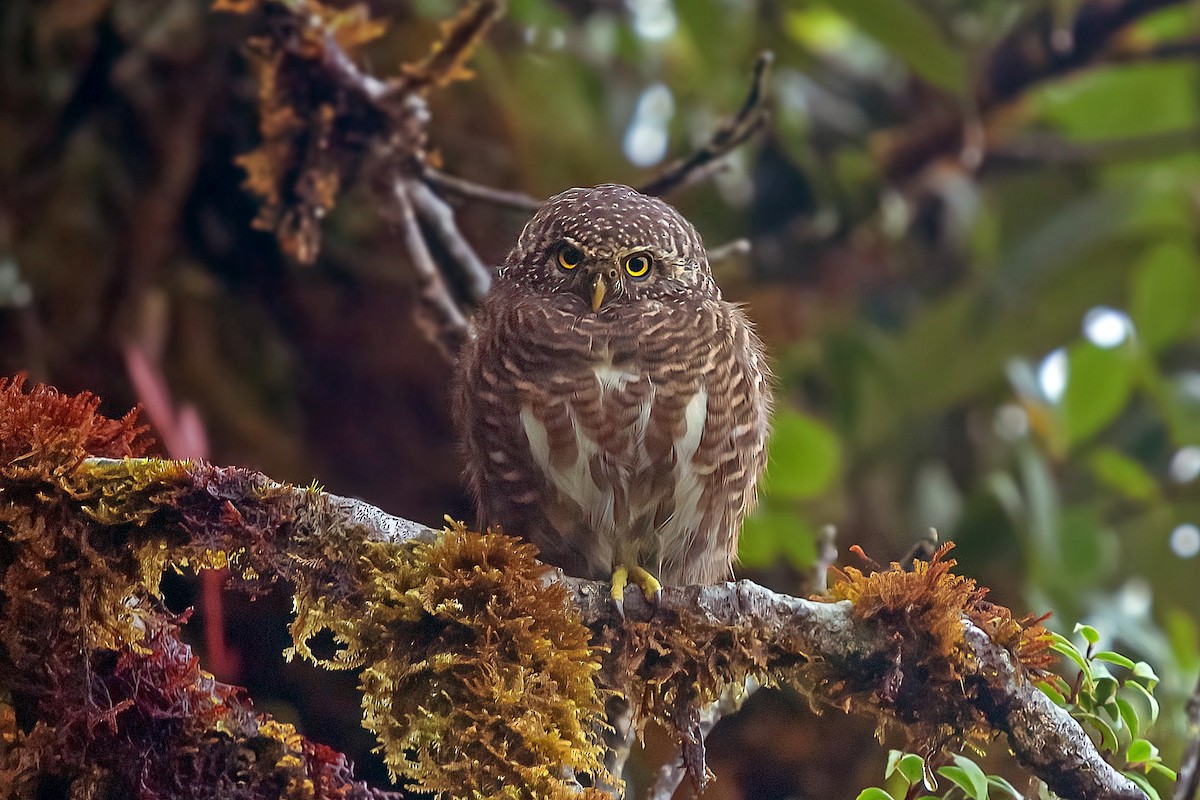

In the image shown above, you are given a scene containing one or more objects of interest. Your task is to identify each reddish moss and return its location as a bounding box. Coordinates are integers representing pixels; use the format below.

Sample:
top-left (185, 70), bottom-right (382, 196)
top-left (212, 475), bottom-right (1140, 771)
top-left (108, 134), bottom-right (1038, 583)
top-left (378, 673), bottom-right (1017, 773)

top-left (815, 543), bottom-right (1052, 751)
top-left (0, 379), bottom-right (382, 800)
top-left (0, 375), bottom-right (152, 475)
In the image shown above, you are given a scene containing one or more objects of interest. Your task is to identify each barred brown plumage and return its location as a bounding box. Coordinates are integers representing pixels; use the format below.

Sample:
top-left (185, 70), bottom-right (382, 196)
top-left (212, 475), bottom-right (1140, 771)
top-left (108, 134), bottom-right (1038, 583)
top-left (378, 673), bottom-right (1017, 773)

top-left (453, 184), bottom-right (771, 601)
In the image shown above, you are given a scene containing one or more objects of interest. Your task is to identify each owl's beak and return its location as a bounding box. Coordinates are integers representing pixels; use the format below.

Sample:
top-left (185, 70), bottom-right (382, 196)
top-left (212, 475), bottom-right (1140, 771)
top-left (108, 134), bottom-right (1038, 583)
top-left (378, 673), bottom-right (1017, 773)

top-left (590, 273), bottom-right (608, 312)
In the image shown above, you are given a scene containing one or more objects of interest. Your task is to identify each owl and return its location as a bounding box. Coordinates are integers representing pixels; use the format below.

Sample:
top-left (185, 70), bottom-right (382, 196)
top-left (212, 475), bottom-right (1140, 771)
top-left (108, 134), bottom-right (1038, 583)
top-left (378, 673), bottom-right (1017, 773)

top-left (453, 184), bottom-right (770, 607)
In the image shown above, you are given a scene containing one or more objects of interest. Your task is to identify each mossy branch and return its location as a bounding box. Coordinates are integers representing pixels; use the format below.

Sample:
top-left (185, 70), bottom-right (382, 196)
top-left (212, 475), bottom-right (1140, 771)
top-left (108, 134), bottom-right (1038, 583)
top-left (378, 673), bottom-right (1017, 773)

top-left (0, 378), bottom-right (1145, 800)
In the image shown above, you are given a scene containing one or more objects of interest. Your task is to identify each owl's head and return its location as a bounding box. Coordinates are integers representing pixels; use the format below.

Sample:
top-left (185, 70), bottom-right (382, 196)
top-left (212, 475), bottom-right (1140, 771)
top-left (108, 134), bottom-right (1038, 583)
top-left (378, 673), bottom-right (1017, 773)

top-left (499, 184), bottom-right (715, 311)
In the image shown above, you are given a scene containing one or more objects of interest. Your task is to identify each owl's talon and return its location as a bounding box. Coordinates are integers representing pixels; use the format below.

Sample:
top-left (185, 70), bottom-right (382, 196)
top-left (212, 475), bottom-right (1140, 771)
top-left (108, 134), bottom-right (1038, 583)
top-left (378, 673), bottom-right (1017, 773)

top-left (610, 565), bottom-right (629, 618)
top-left (609, 565), bottom-right (661, 618)
top-left (632, 566), bottom-right (662, 605)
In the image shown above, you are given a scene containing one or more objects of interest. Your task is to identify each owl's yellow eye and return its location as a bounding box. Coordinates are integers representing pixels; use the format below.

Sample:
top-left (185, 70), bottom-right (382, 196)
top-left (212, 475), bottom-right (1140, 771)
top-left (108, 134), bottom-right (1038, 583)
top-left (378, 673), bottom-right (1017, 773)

top-left (557, 246), bottom-right (583, 270)
top-left (624, 253), bottom-right (652, 279)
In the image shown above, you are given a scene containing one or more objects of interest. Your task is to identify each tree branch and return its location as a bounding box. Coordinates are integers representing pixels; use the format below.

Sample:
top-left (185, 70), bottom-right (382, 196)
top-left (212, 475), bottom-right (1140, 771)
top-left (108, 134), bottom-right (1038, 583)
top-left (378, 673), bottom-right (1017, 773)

top-left (421, 166), bottom-right (542, 212)
top-left (390, 180), bottom-right (469, 359)
top-left (74, 458), bottom-right (1146, 800)
top-left (880, 0), bottom-right (1193, 180)
top-left (638, 51), bottom-right (773, 198)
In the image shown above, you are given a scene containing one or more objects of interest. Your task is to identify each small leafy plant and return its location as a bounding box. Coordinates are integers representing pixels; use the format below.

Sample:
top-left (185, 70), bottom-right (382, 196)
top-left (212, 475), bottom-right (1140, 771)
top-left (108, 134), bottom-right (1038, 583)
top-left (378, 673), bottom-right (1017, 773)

top-left (855, 751), bottom-right (1022, 800)
top-left (1039, 623), bottom-right (1176, 799)
top-left (855, 624), bottom-right (1176, 800)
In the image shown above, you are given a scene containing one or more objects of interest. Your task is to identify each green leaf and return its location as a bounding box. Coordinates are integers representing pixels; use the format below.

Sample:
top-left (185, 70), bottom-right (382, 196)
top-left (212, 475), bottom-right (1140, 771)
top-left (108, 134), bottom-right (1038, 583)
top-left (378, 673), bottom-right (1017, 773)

top-left (1079, 712), bottom-right (1118, 752)
top-left (1115, 696), bottom-right (1141, 740)
top-left (1037, 679), bottom-right (1068, 707)
top-left (1131, 241), bottom-right (1200, 350)
top-left (1049, 632), bottom-right (1093, 682)
top-left (736, 509), bottom-right (780, 567)
top-left (892, 753), bottom-right (926, 786)
top-left (1087, 448), bottom-right (1159, 502)
top-left (1094, 651), bottom-right (1137, 671)
top-left (762, 410), bottom-right (842, 501)
top-left (1126, 738), bottom-right (1158, 765)
top-left (1103, 700), bottom-right (1123, 729)
top-left (1123, 770), bottom-right (1162, 800)
top-left (986, 775), bottom-right (1024, 800)
top-left (1074, 623), bottom-right (1101, 646)
top-left (1148, 762), bottom-right (1177, 781)
top-left (855, 789), bottom-right (897, 800)
top-left (1131, 662), bottom-right (1160, 689)
top-left (818, 0), bottom-right (967, 94)
top-left (1035, 62), bottom-right (1200, 141)
top-left (1062, 341), bottom-right (1136, 446)
top-left (937, 756), bottom-right (989, 800)
top-left (1127, 680), bottom-right (1160, 725)
top-left (740, 510), bottom-right (817, 569)
top-left (1094, 675), bottom-right (1119, 705)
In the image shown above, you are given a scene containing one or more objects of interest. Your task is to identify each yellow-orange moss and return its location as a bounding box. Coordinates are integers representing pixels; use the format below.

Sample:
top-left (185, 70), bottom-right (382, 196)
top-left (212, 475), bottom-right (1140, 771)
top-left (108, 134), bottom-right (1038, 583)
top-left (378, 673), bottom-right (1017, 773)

top-left (817, 543), bottom-right (1052, 750)
top-left (290, 520), bottom-right (612, 799)
top-left (826, 543), bottom-right (1051, 676)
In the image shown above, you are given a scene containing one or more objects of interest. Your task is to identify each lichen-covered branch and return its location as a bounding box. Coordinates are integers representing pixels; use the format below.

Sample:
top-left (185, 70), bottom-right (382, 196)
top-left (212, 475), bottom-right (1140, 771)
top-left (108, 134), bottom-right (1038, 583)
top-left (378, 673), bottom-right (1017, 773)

top-left (0, 377), bottom-right (1146, 800)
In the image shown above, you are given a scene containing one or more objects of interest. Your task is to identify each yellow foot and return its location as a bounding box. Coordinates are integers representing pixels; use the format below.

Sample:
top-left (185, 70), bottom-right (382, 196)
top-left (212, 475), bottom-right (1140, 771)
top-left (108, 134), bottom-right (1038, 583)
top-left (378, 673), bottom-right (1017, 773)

top-left (610, 565), bottom-right (662, 618)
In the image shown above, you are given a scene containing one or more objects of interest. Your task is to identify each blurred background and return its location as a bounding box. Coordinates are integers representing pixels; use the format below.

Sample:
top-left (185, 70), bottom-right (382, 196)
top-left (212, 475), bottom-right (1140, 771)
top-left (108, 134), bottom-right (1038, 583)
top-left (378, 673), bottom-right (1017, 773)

top-left (1, 0), bottom-right (1198, 797)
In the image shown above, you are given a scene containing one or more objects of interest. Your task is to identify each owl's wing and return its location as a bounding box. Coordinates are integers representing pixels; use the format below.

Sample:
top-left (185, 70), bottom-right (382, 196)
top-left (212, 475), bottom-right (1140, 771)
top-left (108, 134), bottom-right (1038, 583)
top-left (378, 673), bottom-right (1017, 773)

top-left (660, 301), bottom-right (771, 584)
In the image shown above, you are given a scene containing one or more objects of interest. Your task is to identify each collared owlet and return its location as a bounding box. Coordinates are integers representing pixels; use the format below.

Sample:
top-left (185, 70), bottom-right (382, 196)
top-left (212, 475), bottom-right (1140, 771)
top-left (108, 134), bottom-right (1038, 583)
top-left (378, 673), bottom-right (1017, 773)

top-left (453, 184), bottom-right (770, 603)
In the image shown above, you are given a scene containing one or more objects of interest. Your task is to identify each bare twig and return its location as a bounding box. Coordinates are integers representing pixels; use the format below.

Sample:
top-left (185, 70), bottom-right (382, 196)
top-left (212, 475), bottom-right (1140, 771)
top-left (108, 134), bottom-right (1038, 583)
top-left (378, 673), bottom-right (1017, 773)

top-left (811, 523), bottom-right (838, 594)
top-left (421, 167), bottom-right (542, 212)
top-left (638, 51), bottom-right (773, 198)
top-left (645, 682), bottom-right (758, 800)
top-left (1176, 674), bottom-right (1200, 800)
top-left (313, 30), bottom-right (395, 103)
top-left (1107, 36), bottom-right (1200, 63)
top-left (407, 179), bottom-right (494, 302)
top-left (392, 181), bottom-right (469, 358)
top-left (399, 0), bottom-right (506, 93)
top-left (707, 238), bottom-right (752, 266)
top-left (987, 128), bottom-right (1200, 167)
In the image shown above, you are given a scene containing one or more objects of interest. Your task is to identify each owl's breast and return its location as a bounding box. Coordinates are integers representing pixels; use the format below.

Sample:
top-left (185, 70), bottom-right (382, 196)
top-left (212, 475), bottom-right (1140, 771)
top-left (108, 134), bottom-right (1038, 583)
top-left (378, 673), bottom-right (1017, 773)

top-left (459, 288), bottom-right (767, 584)
top-left (504, 300), bottom-right (715, 554)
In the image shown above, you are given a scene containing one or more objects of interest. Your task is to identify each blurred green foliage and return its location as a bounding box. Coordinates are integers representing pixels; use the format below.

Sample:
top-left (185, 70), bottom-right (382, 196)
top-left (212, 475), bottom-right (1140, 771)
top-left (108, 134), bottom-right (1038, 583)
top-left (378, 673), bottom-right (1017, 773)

top-left (3, 0), bottom-right (1199, 796)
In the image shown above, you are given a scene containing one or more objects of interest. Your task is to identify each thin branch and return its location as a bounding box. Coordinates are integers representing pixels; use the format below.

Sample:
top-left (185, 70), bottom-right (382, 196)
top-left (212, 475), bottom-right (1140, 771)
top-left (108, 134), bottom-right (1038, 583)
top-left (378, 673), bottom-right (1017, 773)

top-left (313, 31), bottom-right (395, 103)
top-left (881, 0), bottom-right (1193, 180)
top-left (421, 167), bottom-right (542, 212)
top-left (1107, 36), bottom-right (1200, 64)
top-left (987, 127), bottom-right (1200, 167)
top-left (638, 51), bottom-right (773, 198)
top-left (398, 0), bottom-right (506, 93)
top-left (707, 238), bottom-right (752, 266)
top-left (645, 682), bottom-right (756, 800)
top-left (810, 523), bottom-right (838, 594)
top-left (1176, 674), bottom-right (1200, 800)
top-left (392, 180), bottom-right (469, 358)
top-left (407, 179), bottom-right (494, 302)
